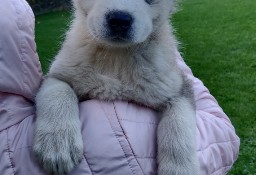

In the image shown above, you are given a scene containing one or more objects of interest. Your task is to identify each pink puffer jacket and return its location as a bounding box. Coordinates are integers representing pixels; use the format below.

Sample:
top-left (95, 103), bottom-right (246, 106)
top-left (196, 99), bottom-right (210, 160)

top-left (0, 0), bottom-right (240, 174)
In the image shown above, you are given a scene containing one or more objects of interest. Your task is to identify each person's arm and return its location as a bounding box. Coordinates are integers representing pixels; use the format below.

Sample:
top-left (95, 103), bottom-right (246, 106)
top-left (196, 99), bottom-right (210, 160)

top-left (176, 51), bottom-right (240, 174)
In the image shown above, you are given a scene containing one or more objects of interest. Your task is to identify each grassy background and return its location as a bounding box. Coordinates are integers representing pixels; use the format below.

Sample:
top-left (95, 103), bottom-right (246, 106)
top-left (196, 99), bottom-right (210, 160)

top-left (35, 11), bottom-right (71, 73)
top-left (35, 0), bottom-right (256, 174)
top-left (171, 0), bottom-right (256, 174)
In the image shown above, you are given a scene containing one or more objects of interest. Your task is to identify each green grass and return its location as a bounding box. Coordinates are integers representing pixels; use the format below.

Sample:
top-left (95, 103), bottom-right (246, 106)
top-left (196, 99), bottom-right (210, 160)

top-left (172, 0), bottom-right (256, 174)
top-left (35, 10), bottom-right (71, 73)
top-left (35, 0), bottom-right (256, 174)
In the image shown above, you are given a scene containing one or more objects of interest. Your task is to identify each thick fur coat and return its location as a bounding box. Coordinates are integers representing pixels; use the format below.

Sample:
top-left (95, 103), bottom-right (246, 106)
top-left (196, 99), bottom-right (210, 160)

top-left (33, 0), bottom-right (199, 174)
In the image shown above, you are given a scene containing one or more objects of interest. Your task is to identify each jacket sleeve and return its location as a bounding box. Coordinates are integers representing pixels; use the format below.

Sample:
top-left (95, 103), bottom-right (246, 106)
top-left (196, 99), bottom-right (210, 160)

top-left (175, 51), bottom-right (240, 175)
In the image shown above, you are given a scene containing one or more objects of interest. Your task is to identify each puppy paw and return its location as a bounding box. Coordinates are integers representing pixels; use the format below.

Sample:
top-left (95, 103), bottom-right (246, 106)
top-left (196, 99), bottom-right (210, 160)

top-left (33, 128), bottom-right (83, 175)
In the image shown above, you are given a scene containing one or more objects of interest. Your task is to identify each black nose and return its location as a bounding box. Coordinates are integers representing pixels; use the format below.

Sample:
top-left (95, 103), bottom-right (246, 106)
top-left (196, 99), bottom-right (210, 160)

top-left (106, 11), bottom-right (133, 36)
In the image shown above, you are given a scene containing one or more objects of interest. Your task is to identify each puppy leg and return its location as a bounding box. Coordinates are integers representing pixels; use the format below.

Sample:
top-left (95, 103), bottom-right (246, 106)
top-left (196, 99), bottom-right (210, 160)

top-left (33, 78), bottom-right (83, 175)
top-left (157, 97), bottom-right (199, 175)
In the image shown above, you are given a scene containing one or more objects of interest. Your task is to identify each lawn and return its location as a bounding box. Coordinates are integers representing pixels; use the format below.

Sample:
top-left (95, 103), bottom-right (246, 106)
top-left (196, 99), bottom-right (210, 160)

top-left (35, 11), bottom-right (71, 73)
top-left (35, 0), bottom-right (256, 174)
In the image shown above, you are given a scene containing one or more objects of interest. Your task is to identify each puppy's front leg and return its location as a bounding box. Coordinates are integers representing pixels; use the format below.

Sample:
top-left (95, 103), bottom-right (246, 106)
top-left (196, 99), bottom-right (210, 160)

top-left (33, 78), bottom-right (83, 175)
top-left (157, 97), bottom-right (199, 175)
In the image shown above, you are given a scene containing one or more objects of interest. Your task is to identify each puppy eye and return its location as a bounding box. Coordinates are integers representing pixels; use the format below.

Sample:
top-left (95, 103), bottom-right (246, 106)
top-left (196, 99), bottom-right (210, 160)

top-left (145, 0), bottom-right (153, 4)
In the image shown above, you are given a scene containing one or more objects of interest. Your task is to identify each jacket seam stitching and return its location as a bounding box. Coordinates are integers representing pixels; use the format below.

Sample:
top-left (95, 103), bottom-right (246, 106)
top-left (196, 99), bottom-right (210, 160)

top-left (6, 129), bottom-right (16, 175)
top-left (0, 114), bottom-right (34, 133)
top-left (83, 154), bottom-right (94, 174)
top-left (113, 102), bottom-right (145, 175)
top-left (197, 139), bottom-right (239, 152)
top-left (10, 0), bottom-right (29, 99)
top-left (210, 165), bottom-right (232, 175)
top-left (101, 102), bottom-right (136, 175)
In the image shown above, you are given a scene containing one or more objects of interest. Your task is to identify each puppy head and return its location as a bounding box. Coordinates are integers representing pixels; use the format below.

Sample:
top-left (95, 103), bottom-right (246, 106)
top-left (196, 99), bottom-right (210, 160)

top-left (73, 0), bottom-right (176, 47)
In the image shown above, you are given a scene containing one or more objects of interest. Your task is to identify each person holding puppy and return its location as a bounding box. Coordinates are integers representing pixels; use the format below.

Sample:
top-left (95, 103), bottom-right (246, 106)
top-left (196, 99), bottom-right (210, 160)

top-left (0, 0), bottom-right (239, 174)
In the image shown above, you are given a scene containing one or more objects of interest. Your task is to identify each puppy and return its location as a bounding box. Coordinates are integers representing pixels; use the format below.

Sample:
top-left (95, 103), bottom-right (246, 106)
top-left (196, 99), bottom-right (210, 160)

top-left (33, 0), bottom-right (199, 174)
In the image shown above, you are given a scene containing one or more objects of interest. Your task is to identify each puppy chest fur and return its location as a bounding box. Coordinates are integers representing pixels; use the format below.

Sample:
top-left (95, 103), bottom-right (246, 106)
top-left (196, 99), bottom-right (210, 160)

top-left (49, 31), bottom-right (184, 108)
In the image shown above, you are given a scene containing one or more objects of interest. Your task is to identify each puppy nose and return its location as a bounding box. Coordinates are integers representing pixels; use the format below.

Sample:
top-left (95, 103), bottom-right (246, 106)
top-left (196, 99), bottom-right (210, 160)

top-left (106, 11), bottom-right (133, 35)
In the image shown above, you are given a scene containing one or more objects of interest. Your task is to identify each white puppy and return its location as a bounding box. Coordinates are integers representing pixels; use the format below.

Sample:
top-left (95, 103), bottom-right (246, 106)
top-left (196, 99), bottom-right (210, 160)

top-left (33, 0), bottom-right (199, 174)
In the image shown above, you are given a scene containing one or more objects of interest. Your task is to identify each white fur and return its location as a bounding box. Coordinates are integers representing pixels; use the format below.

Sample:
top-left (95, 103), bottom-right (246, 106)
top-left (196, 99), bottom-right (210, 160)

top-left (34, 0), bottom-right (199, 174)
top-left (157, 97), bottom-right (198, 174)
top-left (33, 78), bottom-right (83, 174)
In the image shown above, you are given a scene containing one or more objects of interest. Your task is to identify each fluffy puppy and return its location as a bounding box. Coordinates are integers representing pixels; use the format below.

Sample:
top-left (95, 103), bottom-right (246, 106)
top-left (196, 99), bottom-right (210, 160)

top-left (33, 0), bottom-right (199, 174)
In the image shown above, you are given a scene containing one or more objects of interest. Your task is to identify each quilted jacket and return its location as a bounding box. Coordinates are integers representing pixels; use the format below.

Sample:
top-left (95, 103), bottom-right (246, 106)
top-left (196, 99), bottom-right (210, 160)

top-left (0, 0), bottom-right (240, 174)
